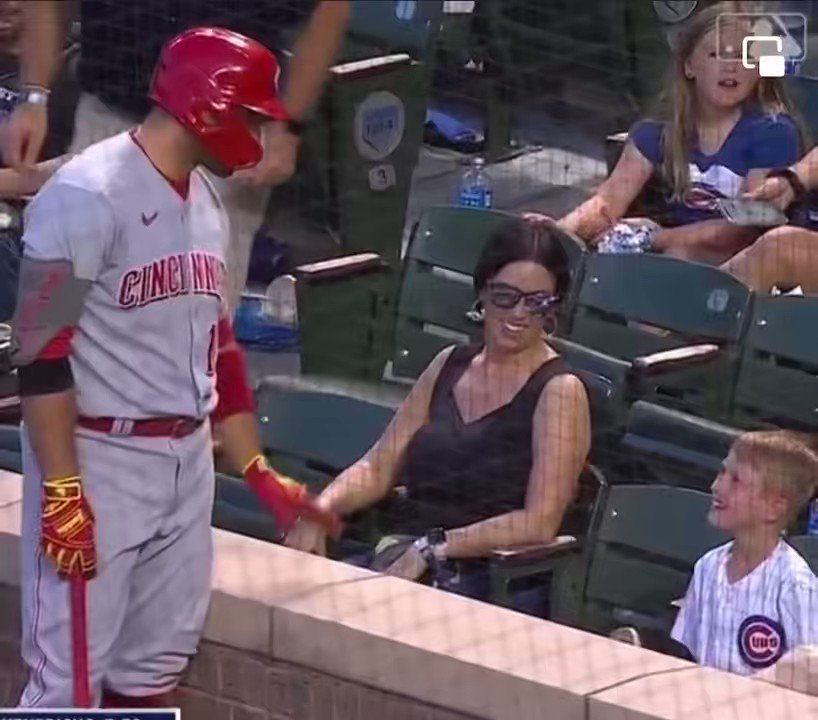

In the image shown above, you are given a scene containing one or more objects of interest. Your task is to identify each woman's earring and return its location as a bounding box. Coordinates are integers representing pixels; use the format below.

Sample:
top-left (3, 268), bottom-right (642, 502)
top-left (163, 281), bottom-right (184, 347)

top-left (542, 313), bottom-right (558, 337)
top-left (465, 299), bottom-right (485, 324)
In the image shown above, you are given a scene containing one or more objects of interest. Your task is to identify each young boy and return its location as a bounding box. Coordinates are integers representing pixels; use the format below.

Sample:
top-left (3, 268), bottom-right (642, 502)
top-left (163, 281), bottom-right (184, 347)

top-left (672, 431), bottom-right (818, 676)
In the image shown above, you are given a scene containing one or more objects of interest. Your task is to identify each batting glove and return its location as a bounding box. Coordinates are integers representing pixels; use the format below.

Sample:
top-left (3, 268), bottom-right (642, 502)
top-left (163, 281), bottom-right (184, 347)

top-left (41, 475), bottom-right (97, 580)
top-left (242, 455), bottom-right (342, 537)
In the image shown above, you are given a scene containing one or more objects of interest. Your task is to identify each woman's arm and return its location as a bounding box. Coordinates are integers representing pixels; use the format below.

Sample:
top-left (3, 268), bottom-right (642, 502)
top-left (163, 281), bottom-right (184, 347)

top-left (559, 142), bottom-right (654, 240)
top-left (443, 373), bottom-right (591, 559)
top-left (316, 347), bottom-right (455, 517)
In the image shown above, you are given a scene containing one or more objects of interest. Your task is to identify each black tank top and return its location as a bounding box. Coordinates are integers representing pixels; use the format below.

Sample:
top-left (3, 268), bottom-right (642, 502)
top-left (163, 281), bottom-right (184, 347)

top-left (388, 344), bottom-right (572, 535)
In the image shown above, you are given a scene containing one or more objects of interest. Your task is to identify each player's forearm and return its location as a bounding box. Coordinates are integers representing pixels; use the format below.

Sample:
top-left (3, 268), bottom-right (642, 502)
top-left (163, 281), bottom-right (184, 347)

top-left (444, 508), bottom-right (562, 560)
top-left (20, 1), bottom-right (71, 89)
top-left (282, 0), bottom-right (351, 120)
top-left (21, 389), bottom-right (80, 479)
top-left (213, 411), bottom-right (263, 475)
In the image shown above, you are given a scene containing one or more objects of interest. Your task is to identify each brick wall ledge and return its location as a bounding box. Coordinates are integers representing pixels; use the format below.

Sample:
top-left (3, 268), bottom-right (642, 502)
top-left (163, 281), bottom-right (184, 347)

top-left (0, 469), bottom-right (815, 719)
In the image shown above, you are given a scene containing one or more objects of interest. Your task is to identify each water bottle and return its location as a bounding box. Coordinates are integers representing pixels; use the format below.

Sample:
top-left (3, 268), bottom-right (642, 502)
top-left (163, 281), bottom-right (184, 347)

top-left (807, 498), bottom-right (818, 536)
top-left (457, 157), bottom-right (493, 209)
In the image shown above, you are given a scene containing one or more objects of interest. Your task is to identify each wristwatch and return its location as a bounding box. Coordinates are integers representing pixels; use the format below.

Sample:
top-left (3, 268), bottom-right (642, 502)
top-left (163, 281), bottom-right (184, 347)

top-left (18, 85), bottom-right (50, 107)
top-left (413, 527), bottom-right (448, 565)
top-left (767, 167), bottom-right (807, 205)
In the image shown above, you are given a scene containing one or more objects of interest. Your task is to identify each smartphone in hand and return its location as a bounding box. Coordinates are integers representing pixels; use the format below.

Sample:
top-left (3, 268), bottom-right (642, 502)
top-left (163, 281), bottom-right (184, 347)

top-left (717, 199), bottom-right (788, 227)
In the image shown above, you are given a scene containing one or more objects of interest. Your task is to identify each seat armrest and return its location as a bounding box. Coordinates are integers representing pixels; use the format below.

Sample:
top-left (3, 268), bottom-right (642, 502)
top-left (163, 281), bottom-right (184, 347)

top-left (490, 535), bottom-right (579, 564)
top-left (631, 343), bottom-right (720, 376)
top-left (294, 253), bottom-right (384, 283)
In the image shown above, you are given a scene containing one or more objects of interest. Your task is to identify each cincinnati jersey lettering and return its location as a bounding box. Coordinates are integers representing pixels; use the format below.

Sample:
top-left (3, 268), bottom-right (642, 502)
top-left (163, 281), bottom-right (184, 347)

top-left (118, 251), bottom-right (226, 309)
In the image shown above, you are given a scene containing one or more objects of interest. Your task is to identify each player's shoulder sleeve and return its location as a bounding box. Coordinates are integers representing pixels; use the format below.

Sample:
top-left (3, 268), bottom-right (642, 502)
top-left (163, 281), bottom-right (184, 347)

top-left (23, 179), bottom-right (117, 281)
top-left (628, 119), bottom-right (664, 166)
top-left (777, 544), bottom-right (818, 649)
top-left (745, 111), bottom-right (800, 170)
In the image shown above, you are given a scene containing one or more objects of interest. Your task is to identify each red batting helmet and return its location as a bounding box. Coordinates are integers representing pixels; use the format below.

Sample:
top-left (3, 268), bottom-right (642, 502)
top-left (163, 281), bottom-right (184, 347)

top-left (149, 27), bottom-right (289, 173)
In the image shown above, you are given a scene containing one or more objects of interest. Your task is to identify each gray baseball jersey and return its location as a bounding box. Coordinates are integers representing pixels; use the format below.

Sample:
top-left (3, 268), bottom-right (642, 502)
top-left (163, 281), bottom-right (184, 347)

top-left (18, 130), bottom-right (229, 418)
top-left (16, 130), bottom-right (230, 707)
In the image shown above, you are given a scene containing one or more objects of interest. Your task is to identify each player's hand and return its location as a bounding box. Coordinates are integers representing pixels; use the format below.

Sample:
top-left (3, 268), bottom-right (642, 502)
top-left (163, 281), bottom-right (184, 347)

top-left (284, 518), bottom-right (328, 556)
top-left (40, 475), bottom-right (97, 580)
top-left (232, 122), bottom-right (299, 187)
top-left (745, 175), bottom-right (795, 211)
top-left (243, 455), bottom-right (342, 537)
top-left (1, 102), bottom-right (48, 169)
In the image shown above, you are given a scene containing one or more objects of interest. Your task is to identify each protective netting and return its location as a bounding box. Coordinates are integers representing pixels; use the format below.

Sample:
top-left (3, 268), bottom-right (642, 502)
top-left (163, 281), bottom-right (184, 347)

top-left (0, 0), bottom-right (817, 716)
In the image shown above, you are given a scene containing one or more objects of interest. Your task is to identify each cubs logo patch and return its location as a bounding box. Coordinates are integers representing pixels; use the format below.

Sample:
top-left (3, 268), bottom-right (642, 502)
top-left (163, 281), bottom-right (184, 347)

top-left (737, 615), bottom-right (786, 669)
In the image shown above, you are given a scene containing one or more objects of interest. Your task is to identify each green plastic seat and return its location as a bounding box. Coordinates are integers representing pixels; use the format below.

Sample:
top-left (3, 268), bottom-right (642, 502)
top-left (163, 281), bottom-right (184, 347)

top-left (211, 376), bottom-right (398, 544)
top-left (622, 400), bottom-right (740, 492)
top-left (732, 295), bottom-right (818, 431)
top-left (550, 484), bottom-right (729, 635)
top-left (787, 535), bottom-right (818, 574)
top-left (392, 205), bottom-right (586, 380)
top-left (562, 253), bottom-right (752, 416)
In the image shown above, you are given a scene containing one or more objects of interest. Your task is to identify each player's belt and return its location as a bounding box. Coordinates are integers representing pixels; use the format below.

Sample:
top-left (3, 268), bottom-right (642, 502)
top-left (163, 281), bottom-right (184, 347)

top-left (77, 415), bottom-right (205, 438)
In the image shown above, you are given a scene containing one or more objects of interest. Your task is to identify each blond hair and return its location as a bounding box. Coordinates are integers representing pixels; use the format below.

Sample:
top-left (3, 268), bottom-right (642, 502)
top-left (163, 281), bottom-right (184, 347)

top-left (660, 2), bottom-right (804, 200)
top-left (732, 430), bottom-right (818, 524)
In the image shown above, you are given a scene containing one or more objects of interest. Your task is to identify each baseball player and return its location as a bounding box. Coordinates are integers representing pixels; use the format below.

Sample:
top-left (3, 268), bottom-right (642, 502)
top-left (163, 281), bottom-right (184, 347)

top-left (13, 27), bottom-right (338, 709)
top-left (671, 431), bottom-right (818, 676)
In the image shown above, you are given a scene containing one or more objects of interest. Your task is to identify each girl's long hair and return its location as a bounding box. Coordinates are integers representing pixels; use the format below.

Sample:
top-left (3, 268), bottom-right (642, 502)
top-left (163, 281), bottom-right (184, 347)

top-left (660, 2), bottom-right (805, 200)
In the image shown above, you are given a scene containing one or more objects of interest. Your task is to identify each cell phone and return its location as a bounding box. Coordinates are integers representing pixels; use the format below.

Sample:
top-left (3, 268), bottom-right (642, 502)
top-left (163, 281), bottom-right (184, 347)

top-left (717, 199), bottom-right (788, 227)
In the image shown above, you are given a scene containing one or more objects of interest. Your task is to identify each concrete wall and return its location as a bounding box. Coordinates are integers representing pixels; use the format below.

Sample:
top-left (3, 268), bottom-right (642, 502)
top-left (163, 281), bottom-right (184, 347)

top-left (0, 470), bottom-right (815, 719)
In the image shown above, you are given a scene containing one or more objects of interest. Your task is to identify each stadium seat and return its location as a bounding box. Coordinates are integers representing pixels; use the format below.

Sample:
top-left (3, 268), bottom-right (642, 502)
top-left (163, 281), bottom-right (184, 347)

top-left (621, 400), bottom-right (740, 491)
top-left (212, 375), bottom-right (399, 545)
top-left (541, 484), bottom-right (728, 635)
top-left (788, 535), bottom-right (818, 574)
top-left (557, 253), bottom-right (752, 419)
top-left (488, 463), bottom-right (606, 610)
top-left (392, 205), bottom-right (586, 380)
top-left (0, 423), bottom-right (21, 473)
top-left (731, 295), bottom-right (818, 432)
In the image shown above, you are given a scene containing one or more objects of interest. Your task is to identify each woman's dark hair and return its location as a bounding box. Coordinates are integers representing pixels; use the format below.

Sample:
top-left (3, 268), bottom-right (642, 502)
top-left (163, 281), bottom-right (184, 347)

top-left (473, 218), bottom-right (572, 299)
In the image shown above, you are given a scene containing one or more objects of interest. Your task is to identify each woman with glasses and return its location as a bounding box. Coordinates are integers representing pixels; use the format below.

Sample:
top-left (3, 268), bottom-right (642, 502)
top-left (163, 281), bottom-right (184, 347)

top-left (285, 217), bottom-right (591, 613)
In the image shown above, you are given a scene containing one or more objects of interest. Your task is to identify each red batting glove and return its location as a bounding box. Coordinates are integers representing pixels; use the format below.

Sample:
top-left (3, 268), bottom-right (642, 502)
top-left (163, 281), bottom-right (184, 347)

top-left (242, 455), bottom-right (342, 538)
top-left (41, 475), bottom-right (97, 580)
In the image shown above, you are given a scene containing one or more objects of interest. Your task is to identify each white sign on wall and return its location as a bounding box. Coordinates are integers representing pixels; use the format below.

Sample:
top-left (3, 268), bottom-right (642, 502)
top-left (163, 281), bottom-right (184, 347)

top-left (354, 91), bottom-right (405, 161)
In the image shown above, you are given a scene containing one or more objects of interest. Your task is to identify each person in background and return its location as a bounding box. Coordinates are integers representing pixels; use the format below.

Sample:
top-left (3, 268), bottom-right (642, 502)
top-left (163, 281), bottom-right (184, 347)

top-left (558, 3), bottom-right (802, 264)
top-left (0, 0), bottom-right (350, 313)
top-left (671, 431), bottom-right (818, 676)
top-left (721, 147), bottom-right (818, 293)
top-left (286, 217), bottom-right (591, 615)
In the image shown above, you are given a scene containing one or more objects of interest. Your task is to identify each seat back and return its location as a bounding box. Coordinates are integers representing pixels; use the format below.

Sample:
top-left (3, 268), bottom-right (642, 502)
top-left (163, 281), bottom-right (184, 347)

top-left (787, 535), bottom-right (818, 574)
top-left (392, 205), bottom-right (586, 379)
top-left (570, 254), bottom-right (752, 358)
top-left (571, 484), bottom-right (728, 632)
top-left (254, 376), bottom-right (397, 488)
top-left (566, 254), bottom-right (751, 413)
top-left (733, 296), bottom-right (818, 431)
top-left (623, 400), bottom-right (740, 491)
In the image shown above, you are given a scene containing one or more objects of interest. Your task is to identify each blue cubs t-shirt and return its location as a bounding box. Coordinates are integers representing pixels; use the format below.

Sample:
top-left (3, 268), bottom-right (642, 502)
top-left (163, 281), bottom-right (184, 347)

top-left (629, 109), bottom-right (799, 226)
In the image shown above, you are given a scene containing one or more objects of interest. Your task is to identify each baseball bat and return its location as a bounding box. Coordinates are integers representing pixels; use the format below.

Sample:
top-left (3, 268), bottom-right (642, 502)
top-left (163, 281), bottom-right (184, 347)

top-left (70, 576), bottom-right (91, 708)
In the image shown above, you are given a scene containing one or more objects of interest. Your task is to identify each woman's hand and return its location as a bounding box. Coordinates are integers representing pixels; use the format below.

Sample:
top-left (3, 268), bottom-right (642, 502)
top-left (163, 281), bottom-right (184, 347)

top-left (383, 544), bottom-right (428, 581)
top-left (746, 175), bottom-right (795, 211)
top-left (284, 518), bottom-right (328, 556)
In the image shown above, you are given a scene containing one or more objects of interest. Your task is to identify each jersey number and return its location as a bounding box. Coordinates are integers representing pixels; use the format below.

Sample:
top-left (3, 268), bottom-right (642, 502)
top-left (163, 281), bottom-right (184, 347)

top-left (206, 323), bottom-right (217, 376)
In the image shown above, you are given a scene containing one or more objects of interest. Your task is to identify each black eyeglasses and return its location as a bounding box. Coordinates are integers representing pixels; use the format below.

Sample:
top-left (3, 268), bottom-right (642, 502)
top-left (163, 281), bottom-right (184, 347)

top-left (487, 282), bottom-right (560, 314)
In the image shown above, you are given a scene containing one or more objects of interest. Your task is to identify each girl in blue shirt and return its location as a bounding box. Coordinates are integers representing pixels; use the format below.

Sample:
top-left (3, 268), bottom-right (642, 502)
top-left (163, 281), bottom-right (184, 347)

top-left (559, 4), bottom-right (802, 265)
